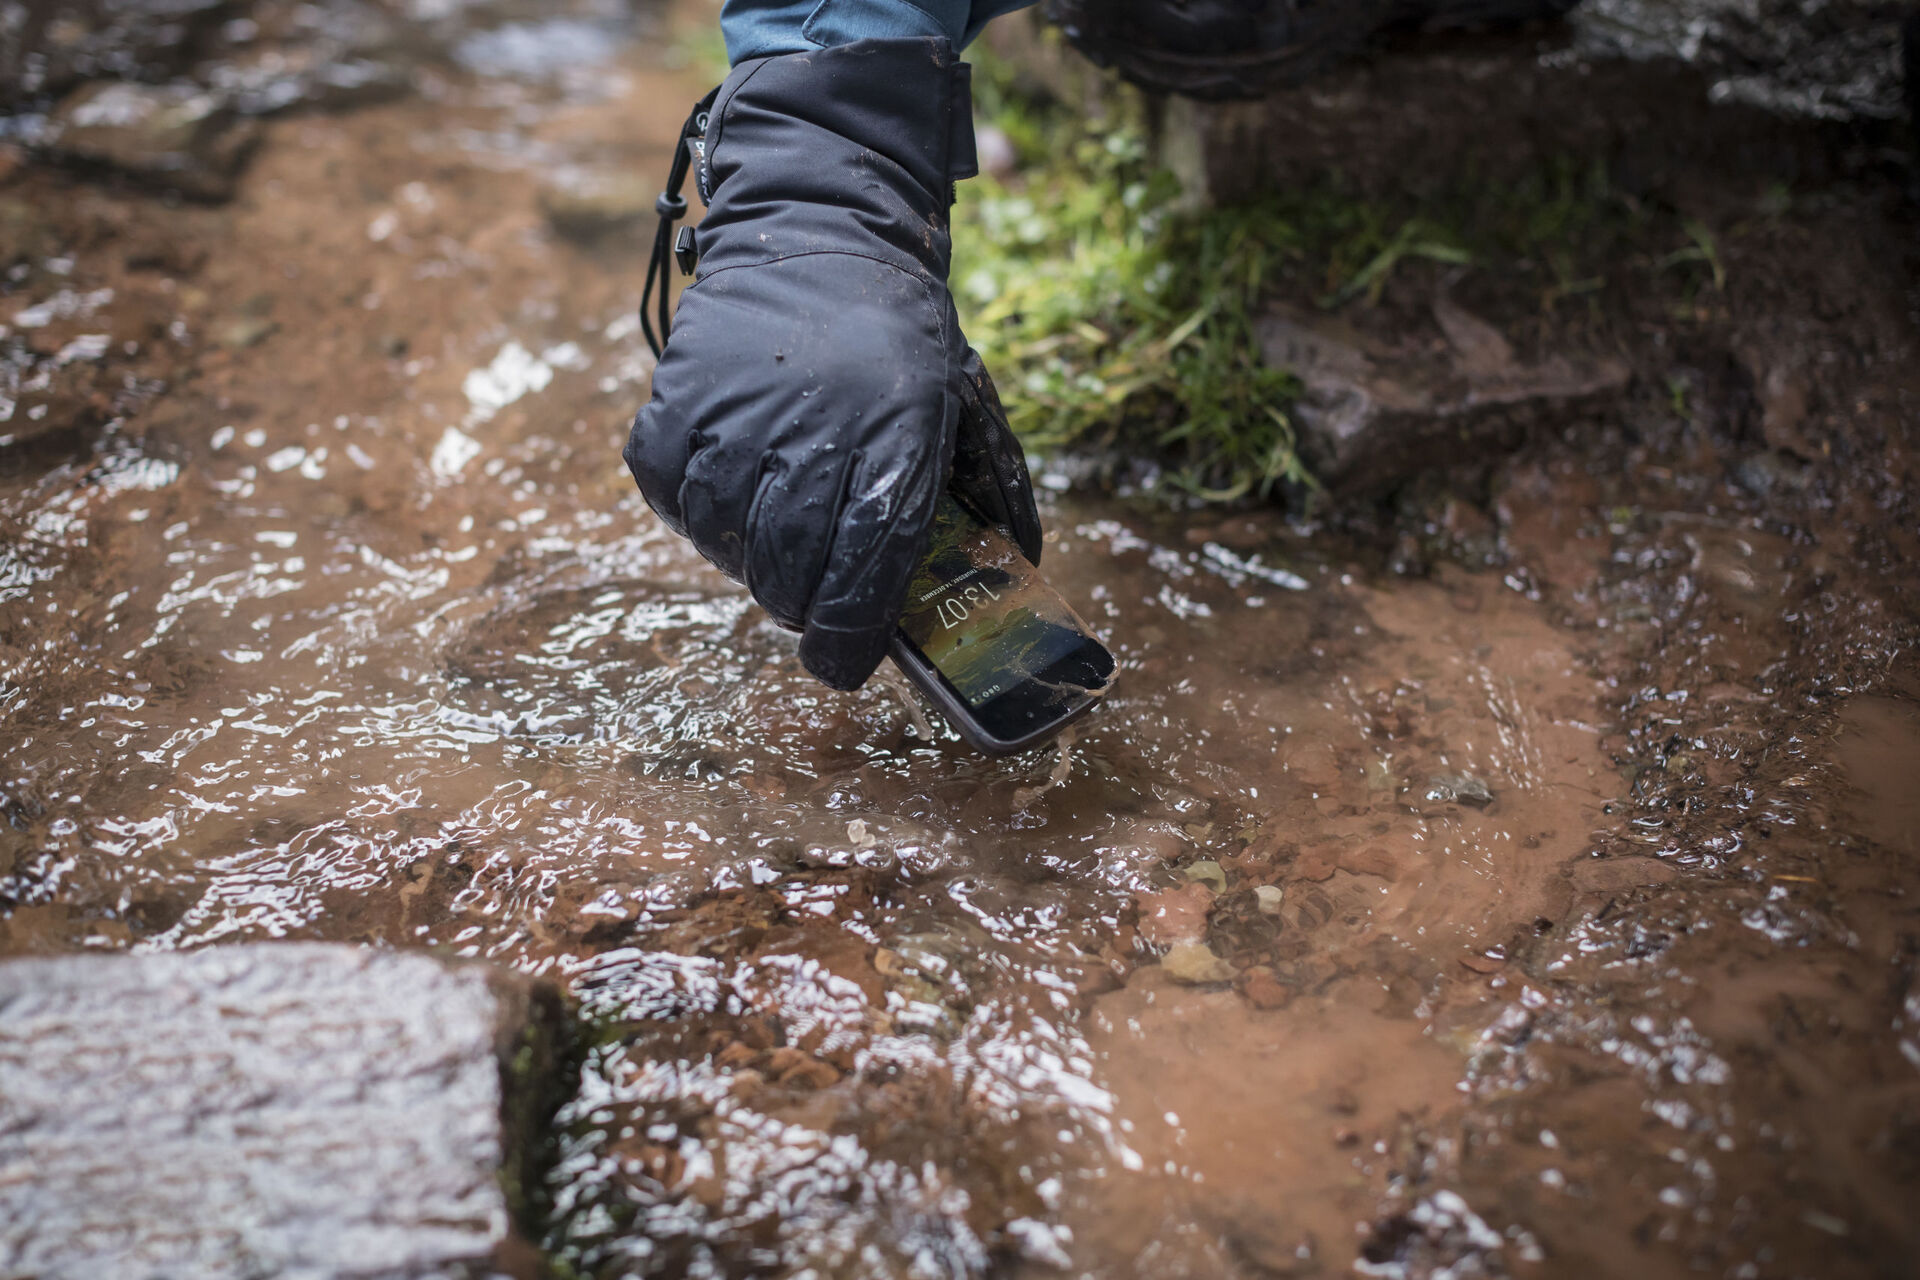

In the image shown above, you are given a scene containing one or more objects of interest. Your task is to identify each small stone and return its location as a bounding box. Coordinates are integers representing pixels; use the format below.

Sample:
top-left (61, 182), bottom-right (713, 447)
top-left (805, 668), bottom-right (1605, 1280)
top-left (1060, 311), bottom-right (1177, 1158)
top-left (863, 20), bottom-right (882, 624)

top-left (1565, 855), bottom-right (1678, 895)
top-left (1074, 958), bottom-right (1124, 997)
top-left (1287, 884), bottom-right (1335, 932)
top-left (1240, 966), bottom-right (1292, 1009)
top-left (764, 1046), bottom-right (841, 1088)
top-left (1135, 882), bottom-right (1215, 948)
top-left (715, 1040), bottom-right (759, 1070)
top-left (1424, 773), bottom-right (1495, 808)
top-left (1801, 1209), bottom-right (1850, 1237)
top-left (216, 314), bottom-right (278, 349)
top-left (1459, 950), bottom-right (1507, 974)
top-left (1182, 858), bottom-right (1228, 893)
top-left (777, 1058), bottom-right (841, 1090)
top-left (892, 998), bottom-right (958, 1038)
top-left (763, 1046), bottom-right (810, 1076)
top-left (538, 170), bottom-right (657, 241)
top-left (1732, 450), bottom-right (1812, 496)
top-left (1162, 941), bottom-right (1234, 985)
top-left (1290, 845), bottom-right (1339, 881)
top-left (1338, 846), bottom-right (1400, 881)
top-left (1221, 1209), bottom-right (1316, 1275)
top-left (1756, 360), bottom-right (1813, 456)
top-left (1254, 885), bottom-right (1285, 914)
top-left (1431, 295), bottom-right (1516, 378)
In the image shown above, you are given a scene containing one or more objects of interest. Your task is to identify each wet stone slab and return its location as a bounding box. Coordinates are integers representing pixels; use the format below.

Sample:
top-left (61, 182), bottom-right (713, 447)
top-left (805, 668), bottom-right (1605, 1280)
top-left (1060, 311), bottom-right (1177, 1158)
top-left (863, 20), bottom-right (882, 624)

top-left (0, 944), bottom-right (559, 1280)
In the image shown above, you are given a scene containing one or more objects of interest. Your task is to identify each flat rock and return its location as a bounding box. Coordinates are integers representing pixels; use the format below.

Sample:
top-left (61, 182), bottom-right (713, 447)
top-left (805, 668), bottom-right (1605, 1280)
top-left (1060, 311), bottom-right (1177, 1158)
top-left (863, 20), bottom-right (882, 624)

top-left (203, 50), bottom-right (414, 118)
top-left (538, 170), bottom-right (658, 241)
top-left (0, 943), bottom-right (562, 1280)
top-left (46, 80), bottom-right (260, 200)
top-left (1571, 0), bottom-right (1913, 123)
top-left (1257, 300), bottom-right (1629, 492)
top-left (0, 0), bottom-right (228, 109)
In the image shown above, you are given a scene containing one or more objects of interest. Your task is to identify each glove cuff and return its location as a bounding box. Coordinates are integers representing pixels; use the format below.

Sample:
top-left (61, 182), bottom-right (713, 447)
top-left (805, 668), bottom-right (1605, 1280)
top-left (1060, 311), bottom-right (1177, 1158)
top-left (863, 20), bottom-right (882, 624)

top-left (692, 39), bottom-right (979, 282)
top-left (702, 38), bottom-right (978, 205)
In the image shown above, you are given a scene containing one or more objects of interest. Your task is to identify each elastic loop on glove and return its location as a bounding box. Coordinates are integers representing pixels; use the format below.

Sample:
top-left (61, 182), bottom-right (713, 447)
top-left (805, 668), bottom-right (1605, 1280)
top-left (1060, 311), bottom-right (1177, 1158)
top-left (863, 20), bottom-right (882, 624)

top-left (641, 87), bottom-right (719, 359)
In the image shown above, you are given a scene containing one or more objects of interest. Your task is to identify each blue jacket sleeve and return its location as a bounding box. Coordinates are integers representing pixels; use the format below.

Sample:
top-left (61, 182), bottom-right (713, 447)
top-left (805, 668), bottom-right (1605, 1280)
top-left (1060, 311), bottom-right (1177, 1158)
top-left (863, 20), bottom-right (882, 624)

top-left (721, 0), bottom-right (1037, 64)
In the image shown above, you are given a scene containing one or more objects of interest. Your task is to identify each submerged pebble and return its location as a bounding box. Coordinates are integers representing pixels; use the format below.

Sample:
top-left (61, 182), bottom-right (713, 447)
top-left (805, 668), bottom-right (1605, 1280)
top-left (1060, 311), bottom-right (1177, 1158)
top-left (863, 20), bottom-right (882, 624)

top-left (1424, 772), bottom-right (1496, 809)
top-left (1182, 858), bottom-right (1229, 892)
top-left (1162, 941), bottom-right (1236, 985)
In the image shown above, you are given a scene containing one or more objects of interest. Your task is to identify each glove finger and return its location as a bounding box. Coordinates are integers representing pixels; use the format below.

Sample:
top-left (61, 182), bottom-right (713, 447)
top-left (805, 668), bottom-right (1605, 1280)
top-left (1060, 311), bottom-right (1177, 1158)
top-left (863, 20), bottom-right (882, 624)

top-left (951, 346), bottom-right (1044, 565)
top-left (678, 428), bottom-right (767, 582)
top-left (742, 447), bottom-right (850, 631)
top-left (624, 394), bottom-right (695, 539)
top-left (797, 443), bottom-right (946, 691)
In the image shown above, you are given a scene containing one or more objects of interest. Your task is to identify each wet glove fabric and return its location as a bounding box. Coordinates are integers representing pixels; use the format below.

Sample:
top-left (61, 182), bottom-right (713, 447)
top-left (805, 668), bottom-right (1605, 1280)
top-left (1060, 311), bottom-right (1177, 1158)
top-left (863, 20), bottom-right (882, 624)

top-left (626, 37), bottom-right (1042, 691)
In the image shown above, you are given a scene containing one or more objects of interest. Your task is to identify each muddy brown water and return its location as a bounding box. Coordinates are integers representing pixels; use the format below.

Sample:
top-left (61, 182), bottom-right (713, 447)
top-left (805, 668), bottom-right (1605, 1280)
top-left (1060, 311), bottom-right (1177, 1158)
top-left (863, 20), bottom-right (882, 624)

top-left (3, 3), bottom-right (1919, 1278)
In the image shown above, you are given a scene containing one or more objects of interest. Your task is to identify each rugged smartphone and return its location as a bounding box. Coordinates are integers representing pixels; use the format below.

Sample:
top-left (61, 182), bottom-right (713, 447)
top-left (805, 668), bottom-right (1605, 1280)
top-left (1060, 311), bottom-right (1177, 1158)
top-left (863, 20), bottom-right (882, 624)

top-left (889, 493), bottom-right (1116, 755)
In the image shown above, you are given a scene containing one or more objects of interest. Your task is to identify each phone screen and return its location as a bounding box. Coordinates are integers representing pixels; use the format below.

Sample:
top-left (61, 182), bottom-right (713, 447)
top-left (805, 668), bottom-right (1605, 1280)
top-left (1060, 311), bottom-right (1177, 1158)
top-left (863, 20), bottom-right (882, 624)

top-left (897, 495), bottom-right (1110, 719)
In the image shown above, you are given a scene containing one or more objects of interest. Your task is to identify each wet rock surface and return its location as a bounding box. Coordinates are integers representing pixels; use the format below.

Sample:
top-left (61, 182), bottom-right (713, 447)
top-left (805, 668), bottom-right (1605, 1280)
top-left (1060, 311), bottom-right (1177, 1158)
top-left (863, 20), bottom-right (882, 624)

top-left (1091, 4), bottom-right (1919, 208)
top-left (1046, 0), bottom-right (1911, 123)
top-left (1258, 299), bottom-right (1629, 492)
top-left (0, 2), bottom-right (1918, 1278)
top-left (1046, 0), bottom-right (1583, 100)
top-left (1571, 0), bottom-right (1915, 122)
top-left (45, 80), bottom-right (260, 200)
top-left (3, 0), bottom-right (660, 198)
top-left (0, 943), bottom-right (561, 1279)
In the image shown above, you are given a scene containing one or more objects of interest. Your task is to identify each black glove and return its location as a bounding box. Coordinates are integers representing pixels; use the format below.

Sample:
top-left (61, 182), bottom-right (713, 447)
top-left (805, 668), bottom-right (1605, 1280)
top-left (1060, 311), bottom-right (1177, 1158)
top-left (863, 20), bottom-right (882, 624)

top-left (626, 38), bottom-right (1042, 691)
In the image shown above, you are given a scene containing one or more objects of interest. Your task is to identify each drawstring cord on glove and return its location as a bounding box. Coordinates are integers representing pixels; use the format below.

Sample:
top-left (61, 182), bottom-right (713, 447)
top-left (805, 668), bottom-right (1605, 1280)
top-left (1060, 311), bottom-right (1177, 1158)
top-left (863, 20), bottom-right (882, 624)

top-left (642, 89), bottom-right (719, 359)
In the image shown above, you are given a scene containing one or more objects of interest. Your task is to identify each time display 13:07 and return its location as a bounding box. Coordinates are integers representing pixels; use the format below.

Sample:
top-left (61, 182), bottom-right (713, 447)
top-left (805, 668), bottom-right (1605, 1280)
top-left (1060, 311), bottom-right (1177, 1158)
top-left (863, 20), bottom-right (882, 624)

top-left (934, 576), bottom-right (1002, 629)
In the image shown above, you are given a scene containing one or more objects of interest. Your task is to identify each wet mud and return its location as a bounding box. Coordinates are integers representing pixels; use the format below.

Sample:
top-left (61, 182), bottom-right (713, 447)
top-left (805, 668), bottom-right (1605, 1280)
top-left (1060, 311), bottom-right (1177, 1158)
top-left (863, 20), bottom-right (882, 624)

top-left (3, 3), bottom-right (1919, 1278)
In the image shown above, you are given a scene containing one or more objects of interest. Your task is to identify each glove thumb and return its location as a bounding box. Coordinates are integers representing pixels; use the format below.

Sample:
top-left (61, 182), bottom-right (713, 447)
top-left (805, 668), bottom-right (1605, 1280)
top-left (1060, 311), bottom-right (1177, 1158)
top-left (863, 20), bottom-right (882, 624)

top-left (950, 347), bottom-right (1044, 566)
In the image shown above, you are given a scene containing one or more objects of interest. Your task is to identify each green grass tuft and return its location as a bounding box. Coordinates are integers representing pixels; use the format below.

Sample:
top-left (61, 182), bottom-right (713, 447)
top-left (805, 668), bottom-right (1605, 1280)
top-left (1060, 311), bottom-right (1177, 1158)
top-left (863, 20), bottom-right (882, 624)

top-left (954, 52), bottom-right (1735, 503)
top-left (953, 94), bottom-right (1314, 502)
top-left (952, 69), bottom-right (1480, 502)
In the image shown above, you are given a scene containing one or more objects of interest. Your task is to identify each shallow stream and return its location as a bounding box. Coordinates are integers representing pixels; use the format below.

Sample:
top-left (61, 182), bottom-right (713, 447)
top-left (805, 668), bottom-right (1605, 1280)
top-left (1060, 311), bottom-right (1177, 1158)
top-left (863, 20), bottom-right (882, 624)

top-left (2, 3), bottom-right (1917, 1277)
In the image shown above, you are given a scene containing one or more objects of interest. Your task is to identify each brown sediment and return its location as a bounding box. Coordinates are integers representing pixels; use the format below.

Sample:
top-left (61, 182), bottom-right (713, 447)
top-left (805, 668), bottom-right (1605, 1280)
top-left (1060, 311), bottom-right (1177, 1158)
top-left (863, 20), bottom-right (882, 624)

top-left (1832, 696), bottom-right (1920, 860)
